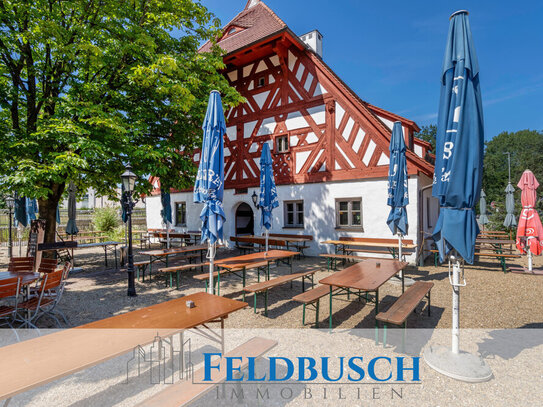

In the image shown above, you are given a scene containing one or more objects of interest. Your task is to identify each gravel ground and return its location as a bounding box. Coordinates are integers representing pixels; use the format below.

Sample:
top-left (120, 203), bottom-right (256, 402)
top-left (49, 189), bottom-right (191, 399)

top-left (1, 244), bottom-right (542, 406)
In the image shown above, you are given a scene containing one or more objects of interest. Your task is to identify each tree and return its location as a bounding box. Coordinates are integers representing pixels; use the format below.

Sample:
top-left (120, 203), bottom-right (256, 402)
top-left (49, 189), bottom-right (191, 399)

top-left (414, 124), bottom-right (437, 153)
top-left (482, 129), bottom-right (543, 214)
top-left (0, 0), bottom-right (243, 243)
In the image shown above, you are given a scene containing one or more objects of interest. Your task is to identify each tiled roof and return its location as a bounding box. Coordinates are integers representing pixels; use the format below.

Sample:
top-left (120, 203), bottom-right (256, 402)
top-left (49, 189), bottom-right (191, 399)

top-left (199, 1), bottom-right (287, 54)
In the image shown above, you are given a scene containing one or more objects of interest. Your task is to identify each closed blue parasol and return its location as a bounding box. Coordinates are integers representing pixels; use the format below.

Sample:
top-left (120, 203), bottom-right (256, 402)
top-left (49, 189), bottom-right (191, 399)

top-left (194, 90), bottom-right (226, 294)
top-left (424, 10), bottom-right (491, 382)
top-left (65, 182), bottom-right (79, 235)
top-left (503, 182), bottom-right (517, 228)
top-left (14, 194), bottom-right (27, 227)
top-left (478, 189), bottom-right (489, 228)
top-left (259, 142), bottom-right (279, 253)
top-left (160, 189), bottom-right (172, 248)
top-left (386, 121), bottom-right (409, 237)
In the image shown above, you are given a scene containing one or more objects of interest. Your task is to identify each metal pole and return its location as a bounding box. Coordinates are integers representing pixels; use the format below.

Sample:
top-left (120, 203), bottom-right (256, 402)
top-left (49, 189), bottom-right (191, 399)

top-left (398, 234), bottom-right (403, 278)
top-left (167, 221), bottom-right (170, 249)
top-left (265, 230), bottom-right (269, 254)
top-left (451, 254), bottom-right (460, 354)
top-left (527, 242), bottom-right (533, 272)
top-left (127, 193), bottom-right (137, 297)
top-left (208, 242), bottom-right (215, 294)
top-left (8, 207), bottom-right (13, 259)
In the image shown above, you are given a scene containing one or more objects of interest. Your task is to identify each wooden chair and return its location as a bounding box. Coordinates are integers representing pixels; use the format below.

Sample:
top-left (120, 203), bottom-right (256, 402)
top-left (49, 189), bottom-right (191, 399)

top-left (16, 268), bottom-right (66, 330)
top-left (0, 277), bottom-right (21, 341)
top-left (8, 257), bottom-right (35, 273)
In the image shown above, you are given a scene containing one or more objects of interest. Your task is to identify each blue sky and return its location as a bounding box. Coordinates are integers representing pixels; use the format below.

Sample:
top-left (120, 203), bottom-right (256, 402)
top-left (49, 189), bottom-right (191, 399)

top-left (201, 0), bottom-right (543, 140)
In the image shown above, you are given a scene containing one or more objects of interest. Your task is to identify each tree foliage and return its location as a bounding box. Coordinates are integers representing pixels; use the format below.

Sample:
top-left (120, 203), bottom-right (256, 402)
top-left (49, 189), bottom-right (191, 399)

top-left (414, 124), bottom-right (436, 153)
top-left (0, 0), bottom-right (243, 241)
top-left (482, 129), bottom-right (543, 213)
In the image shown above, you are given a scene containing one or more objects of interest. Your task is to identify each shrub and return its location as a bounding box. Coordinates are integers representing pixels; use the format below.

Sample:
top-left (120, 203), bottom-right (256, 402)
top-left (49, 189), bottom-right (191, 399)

top-left (92, 207), bottom-right (120, 233)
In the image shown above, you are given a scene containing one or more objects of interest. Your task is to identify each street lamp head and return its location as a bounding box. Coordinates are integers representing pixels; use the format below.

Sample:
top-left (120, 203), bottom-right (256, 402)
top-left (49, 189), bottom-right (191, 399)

top-left (121, 164), bottom-right (137, 194)
top-left (5, 195), bottom-right (14, 209)
top-left (251, 191), bottom-right (259, 208)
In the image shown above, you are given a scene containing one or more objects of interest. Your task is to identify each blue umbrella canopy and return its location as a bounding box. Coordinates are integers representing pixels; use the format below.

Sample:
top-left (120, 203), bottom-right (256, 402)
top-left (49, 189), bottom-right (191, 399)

top-left (386, 121), bottom-right (409, 236)
top-left (432, 11), bottom-right (484, 264)
top-left (503, 182), bottom-right (517, 228)
top-left (259, 142), bottom-right (279, 230)
top-left (14, 196), bottom-right (37, 227)
top-left (478, 189), bottom-right (489, 226)
top-left (66, 182), bottom-right (79, 235)
top-left (160, 190), bottom-right (172, 225)
top-left (14, 194), bottom-right (27, 227)
top-left (194, 91), bottom-right (226, 245)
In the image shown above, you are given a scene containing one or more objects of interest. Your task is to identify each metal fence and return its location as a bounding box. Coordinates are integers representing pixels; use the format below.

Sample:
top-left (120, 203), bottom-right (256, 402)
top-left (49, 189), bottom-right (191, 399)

top-left (0, 207), bottom-right (147, 246)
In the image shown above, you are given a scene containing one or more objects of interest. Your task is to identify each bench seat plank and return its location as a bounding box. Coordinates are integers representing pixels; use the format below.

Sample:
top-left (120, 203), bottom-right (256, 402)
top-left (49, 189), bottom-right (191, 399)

top-left (292, 284), bottom-right (337, 304)
top-left (158, 263), bottom-right (209, 273)
top-left (243, 270), bottom-right (317, 293)
top-left (376, 281), bottom-right (433, 325)
top-left (136, 337), bottom-right (277, 407)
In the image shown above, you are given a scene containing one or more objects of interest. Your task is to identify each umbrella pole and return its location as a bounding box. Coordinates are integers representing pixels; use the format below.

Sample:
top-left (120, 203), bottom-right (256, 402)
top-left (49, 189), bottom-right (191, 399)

top-left (398, 234), bottom-right (403, 278)
top-left (208, 242), bottom-right (215, 294)
top-left (451, 255), bottom-right (461, 354)
top-left (527, 245), bottom-right (533, 272)
top-left (167, 222), bottom-right (170, 249)
top-left (265, 230), bottom-right (269, 254)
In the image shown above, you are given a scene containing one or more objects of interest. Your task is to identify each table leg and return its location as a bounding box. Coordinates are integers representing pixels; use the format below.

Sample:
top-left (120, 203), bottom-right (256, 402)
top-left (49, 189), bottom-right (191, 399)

top-left (328, 286), bottom-right (333, 331)
top-left (242, 267), bottom-right (246, 301)
top-left (375, 289), bottom-right (380, 345)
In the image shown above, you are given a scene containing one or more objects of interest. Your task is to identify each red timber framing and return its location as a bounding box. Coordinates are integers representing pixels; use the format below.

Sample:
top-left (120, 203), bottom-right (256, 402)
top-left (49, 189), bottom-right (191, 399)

top-left (158, 1), bottom-right (434, 195)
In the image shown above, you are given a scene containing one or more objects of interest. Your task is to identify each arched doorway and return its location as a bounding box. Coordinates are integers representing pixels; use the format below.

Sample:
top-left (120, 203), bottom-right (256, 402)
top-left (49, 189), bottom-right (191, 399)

top-left (235, 203), bottom-right (254, 236)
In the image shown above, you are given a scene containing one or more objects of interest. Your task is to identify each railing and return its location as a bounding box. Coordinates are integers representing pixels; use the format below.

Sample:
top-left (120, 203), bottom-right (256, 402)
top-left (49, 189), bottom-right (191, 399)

top-left (0, 208), bottom-right (147, 245)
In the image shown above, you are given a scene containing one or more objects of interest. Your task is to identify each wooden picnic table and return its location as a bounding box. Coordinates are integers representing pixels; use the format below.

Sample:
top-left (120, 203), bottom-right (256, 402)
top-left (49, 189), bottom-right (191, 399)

top-left (213, 249), bottom-right (299, 299)
top-left (232, 235), bottom-right (310, 253)
top-left (0, 271), bottom-right (39, 286)
top-left (321, 239), bottom-right (416, 260)
top-left (319, 258), bottom-right (407, 332)
top-left (75, 241), bottom-right (122, 269)
top-left (138, 244), bottom-right (209, 274)
top-left (0, 292), bottom-right (247, 404)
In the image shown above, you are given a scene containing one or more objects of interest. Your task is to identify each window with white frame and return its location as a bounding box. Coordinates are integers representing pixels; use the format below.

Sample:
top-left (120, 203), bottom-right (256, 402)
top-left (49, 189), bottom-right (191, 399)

top-left (284, 200), bottom-right (304, 227)
top-left (175, 202), bottom-right (186, 226)
top-left (276, 134), bottom-right (289, 153)
top-left (335, 198), bottom-right (362, 228)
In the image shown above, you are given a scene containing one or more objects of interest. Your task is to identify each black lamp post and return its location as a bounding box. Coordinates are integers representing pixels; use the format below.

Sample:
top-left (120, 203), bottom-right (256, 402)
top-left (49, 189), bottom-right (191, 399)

top-left (5, 195), bottom-right (14, 259)
top-left (251, 191), bottom-right (260, 209)
top-left (121, 164), bottom-right (137, 297)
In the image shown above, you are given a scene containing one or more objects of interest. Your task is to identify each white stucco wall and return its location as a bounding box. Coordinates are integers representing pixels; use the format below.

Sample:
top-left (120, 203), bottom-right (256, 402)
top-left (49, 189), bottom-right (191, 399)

top-left (146, 176), bottom-right (423, 263)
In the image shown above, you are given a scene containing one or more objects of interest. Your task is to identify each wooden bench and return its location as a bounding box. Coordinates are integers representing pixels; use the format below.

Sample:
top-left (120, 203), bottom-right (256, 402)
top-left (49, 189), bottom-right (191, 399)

top-left (133, 261), bottom-right (151, 281)
top-left (376, 281), bottom-right (434, 352)
top-left (193, 261), bottom-right (270, 295)
top-left (158, 262), bottom-right (209, 289)
top-left (293, 285), bottom-right (339, 327)
top-left (135, 337), bottom-right (277, 407)
top-left (243, 269), bottom-right (318, 316)
top-left (338, 237), bottom-right (415, 259)
top-left (269, 233), bottom-right (313, 257)
top-left (430, 249), bottom-right (520, 272)
top-left (319, 253), bottom-right (384, 271)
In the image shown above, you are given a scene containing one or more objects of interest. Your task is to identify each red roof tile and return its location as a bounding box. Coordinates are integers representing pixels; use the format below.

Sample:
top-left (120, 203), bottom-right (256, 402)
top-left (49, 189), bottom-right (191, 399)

top-left (199, 1), bottom-right (287, 54)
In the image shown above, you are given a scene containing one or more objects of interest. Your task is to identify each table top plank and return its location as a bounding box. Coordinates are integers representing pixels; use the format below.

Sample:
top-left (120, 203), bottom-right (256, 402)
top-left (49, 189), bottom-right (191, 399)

top-left (214, 250), bottom-right (298, 270)
top-left (138, 245), bottom-right (209, 257)
top-left (0, 292), bottom-right (247, 401)
top-left (76, 241), bottom-right (121, 249)
top-left (475, 238), bottom-right (515, 245)
top-left (319, 259), bottom-right (407, 291)
top-left (0, 271), bottom-right (39, 285)
top-left (321, 240), bottom-right (417, 249)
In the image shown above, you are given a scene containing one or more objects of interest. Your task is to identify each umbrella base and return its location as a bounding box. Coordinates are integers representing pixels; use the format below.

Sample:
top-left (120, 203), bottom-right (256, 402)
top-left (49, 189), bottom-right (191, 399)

top-left (423, 345), bottom-right (492, 383)
top-left (508, 266), bottom-right (543, 275)
top-left (388, 275), bottom-right (416, 287)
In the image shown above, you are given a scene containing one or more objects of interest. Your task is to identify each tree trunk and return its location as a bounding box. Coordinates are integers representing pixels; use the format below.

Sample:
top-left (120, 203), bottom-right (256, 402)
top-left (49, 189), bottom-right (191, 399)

top-left (38, 182), bottom-right (65, 244)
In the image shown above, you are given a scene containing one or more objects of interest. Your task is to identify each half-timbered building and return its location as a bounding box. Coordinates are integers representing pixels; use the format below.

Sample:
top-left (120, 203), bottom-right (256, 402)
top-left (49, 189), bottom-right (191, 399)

top-left (146, 0), bottom-right (438, 260)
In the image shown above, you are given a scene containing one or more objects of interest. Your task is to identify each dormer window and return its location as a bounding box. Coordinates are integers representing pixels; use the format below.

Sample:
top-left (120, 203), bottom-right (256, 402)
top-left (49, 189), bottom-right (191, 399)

top-left (228, 27), bottom-right (237, 35)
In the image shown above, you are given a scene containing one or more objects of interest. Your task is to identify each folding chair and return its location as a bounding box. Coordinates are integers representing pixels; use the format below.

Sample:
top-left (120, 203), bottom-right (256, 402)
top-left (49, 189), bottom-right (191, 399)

top-left (8, 257), bottom-right (35, 273)
top-left (0, 277), bottom-right (22, 341)
top-left (16, 268), bottom-right (67, 330)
